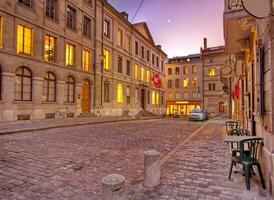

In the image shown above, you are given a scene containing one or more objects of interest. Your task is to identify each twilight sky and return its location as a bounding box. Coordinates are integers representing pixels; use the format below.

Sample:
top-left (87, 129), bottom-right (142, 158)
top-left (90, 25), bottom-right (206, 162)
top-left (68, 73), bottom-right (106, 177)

top-left (108, 0), bottom-right (224, 58)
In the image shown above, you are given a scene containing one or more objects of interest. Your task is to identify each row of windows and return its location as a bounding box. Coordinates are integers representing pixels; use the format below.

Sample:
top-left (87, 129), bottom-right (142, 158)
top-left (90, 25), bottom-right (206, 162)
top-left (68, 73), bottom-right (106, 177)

top-left (167, 92), bottom-right (201, 100)
top-left (103, 19), bottom-right (164, 70)
top-left (12, 66), bottom-right (77, 102)
top-left (167, 78), bottom-right (198, 88)
top-left (168, 66), bottom-right (198, 75)
top-left (0, 20), bottom-right (92, 72)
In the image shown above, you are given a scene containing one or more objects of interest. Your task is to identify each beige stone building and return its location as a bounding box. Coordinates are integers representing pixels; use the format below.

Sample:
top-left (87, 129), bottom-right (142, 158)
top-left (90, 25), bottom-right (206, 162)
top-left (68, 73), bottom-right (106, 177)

top-left (166, 54), bottom-right (203, 116)
top-left (201, 39), bottom-right (230, 118)
top-left (224, 0), bottom-right (274, 196)
top-left (0, 0), bottom-right (166, 121)
top-left (94, 0), bottom-right (166, 116)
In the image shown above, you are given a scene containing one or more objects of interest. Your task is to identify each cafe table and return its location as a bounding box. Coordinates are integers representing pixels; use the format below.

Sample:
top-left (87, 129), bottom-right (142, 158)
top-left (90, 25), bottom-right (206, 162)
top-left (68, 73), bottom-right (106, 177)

top-left (224, 136), bottom-right (258, 144)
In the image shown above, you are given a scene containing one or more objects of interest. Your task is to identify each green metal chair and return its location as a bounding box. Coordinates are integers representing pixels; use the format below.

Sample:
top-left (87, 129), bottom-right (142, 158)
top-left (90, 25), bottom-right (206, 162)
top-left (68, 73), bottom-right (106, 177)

top-left (225, 121), bottom-right (238, 135)
top-left (228, 138), bottom-right (266, 190)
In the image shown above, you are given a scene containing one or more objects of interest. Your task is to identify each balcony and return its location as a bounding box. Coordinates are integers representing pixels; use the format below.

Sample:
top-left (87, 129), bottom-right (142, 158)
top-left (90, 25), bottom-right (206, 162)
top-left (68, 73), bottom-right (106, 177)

top-left (224, 0), bottom-right (255, 54)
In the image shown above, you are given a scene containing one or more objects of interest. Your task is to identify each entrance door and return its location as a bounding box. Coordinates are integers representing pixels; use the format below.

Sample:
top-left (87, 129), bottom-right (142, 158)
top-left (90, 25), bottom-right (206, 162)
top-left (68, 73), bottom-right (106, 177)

top-left (82, 80), bottom-right (90, 113)
top-left (141, 89), bottom-right (145, 109)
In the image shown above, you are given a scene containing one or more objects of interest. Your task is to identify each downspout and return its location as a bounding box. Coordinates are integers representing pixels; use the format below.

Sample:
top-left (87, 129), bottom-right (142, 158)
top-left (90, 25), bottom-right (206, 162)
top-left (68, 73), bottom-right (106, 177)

top-left (101, 1), bottom-right (104, 111)
top-left (93, 0), bottom-right (97, 109)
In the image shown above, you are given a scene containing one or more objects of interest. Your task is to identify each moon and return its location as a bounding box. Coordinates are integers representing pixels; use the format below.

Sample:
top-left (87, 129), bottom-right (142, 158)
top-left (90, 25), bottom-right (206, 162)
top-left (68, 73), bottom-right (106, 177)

top-left (167, 19), bottom-right (171, 23)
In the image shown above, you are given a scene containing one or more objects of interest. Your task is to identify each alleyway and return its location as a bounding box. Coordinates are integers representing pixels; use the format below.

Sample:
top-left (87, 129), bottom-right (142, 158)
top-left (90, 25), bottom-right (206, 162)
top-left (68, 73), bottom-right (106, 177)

top-left (0, 119), bottom-right (270, 199)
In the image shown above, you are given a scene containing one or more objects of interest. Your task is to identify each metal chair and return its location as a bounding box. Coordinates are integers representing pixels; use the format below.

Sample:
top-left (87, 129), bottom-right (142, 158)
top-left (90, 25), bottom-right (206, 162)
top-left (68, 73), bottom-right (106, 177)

top-left (228, 138), bottom-right (266, 190)
top-left (225, 121), bottom-right (239, 135)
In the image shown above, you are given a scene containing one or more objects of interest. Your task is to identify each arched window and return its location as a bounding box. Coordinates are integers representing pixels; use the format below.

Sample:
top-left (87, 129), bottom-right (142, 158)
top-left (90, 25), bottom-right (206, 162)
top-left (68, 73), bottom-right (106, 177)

top-left (65, 76), bottom-right (75, 102)
top-left (43, 72), bottom-right (56, 102)
top-left (15, 66), bottom-right (32, 101)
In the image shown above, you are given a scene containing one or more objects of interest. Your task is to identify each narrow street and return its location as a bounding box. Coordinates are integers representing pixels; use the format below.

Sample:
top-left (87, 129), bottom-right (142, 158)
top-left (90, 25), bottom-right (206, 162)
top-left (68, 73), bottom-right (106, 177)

top-left (0, 119), bottom-right (269, 199)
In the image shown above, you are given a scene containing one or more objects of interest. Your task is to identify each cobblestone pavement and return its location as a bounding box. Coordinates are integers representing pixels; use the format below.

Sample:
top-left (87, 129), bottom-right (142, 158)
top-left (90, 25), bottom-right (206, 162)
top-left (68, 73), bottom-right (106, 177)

top-left (0, 119), bottom-right (202, 200)
top-left (131, 120), bottom-right (270, 200)
top-left (0, 115), bottom-right (157, 134)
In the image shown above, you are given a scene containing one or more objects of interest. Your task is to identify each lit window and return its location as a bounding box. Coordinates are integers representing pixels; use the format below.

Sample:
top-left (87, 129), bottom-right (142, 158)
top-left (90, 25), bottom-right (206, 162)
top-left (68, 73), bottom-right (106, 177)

top-left (152, 91), bottom-right (156, 105)
top-left (66, 43), bottom-right (74, 66)
top-left (117, 29), bottom-right (123, 46)
top-left (126, 35), bottom-right (130, 51)
top-left (126, 60), bottom-right (130, 76)
top-left (183, 66), bottom-right (188, 74)
top-left (0, 16), bottom-right (3, 48)
top-left (141, 67), bottom-right (145, 81)
top-left (209, 68), bottom-right (216, 76)
top-left (82, 49), bottom-right (90, 72)
top-left (183, 78), bottom-right (189, 88)
top-left (146, 70), bottom-right (150, 83)
top-left (192, 65), bottom-right (197, 73)
top-left (117, 83), bottom-right (123, 103)
top-left (65, 76), bottom-right (75, 102)
top-left (192, 77), bottom-right (198, 87)
top-left (17, 24), bottom-right (32, 55)
top-left (44, 35), bottom-right (56, 62)
top-left (156, 92), bottom-right (159, 105)
top-left (104, 49), bottom-right (110, 70)
top-left (134, 64), bottom-right (138, 80)
top-left (43, 72), bottom-right (56, 102)
top-left (126, 86), bottom-right (130, 104)
top-left (15, 67), bottom-right (32, 101)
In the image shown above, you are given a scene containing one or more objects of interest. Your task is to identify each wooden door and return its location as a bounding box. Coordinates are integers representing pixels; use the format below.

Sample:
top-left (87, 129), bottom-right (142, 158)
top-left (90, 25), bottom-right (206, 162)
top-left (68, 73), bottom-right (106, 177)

top-left (141, 89), bottom-right (145, 109)
top-left (82, 80), bottom-right (90, 113)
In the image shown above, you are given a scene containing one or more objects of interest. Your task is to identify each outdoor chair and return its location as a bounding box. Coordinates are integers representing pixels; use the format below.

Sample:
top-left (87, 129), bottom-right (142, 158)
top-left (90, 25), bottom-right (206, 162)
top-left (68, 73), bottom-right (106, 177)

top-left (225, 121), bottom-right (238, 135)
top-left (228, 138), bottom-right (266, 190)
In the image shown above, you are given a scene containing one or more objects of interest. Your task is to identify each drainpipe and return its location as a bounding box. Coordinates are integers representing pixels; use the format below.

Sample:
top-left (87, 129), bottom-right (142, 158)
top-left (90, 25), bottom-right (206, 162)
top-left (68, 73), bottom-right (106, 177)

top-left (93, 0), bottom-right (97, 109)
top-left (101, 1), bottom-right (104, 112)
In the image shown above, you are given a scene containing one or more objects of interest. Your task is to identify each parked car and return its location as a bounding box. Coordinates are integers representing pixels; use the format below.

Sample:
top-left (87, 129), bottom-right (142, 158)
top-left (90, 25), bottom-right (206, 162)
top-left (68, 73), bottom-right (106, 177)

top-left (189, 108), bottom-right (208, 121)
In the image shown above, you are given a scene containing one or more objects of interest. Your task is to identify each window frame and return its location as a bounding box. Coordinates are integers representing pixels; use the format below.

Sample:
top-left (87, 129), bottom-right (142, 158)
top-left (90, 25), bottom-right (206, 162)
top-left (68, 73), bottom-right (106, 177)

top-left (17, 24), bottom-right (33, 56)
top-left (15, 67), bottom-right (32, 101)
top-left (103, 81), bottom-right (110, 102)
top-left (126, 60), bottom-right (131, 76)
top-left (43, 72), bottom-right (56, 102)
top-left (45, 0), bottom-right (57, 21)
top-left (66, 5), bottom-right (77, 30)
top-left (83, 16), bottom-right (91, 38)
top-left (103, 19), bottom-right (110, 38)
top-left (65, 43), bottom-right (75, 67)
top-left (82, 49), bottom-right (90, 72)
top-left (18, 0), bottom-right (33, 8)
top-left (44, 34), bottom-right (56, 62)
top-left (65, 76), bottom-right (75, 103)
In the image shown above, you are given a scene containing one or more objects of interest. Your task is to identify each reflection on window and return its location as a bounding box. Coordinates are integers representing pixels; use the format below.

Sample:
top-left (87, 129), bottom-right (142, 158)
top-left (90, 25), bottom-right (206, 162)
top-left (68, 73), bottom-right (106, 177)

top-left (104, 49), bottom-right (110, 70)
top-left (66, 43), bottom-right (74, 66)
top-left (44, 35), bottom-right (55, 62)
top-left (183, 78), bottom-right (189, 88)
top-left (117, 83), bottom-right (123, 103)
top-left (82, 50), bottom-right (90, 72)
top-left (17, 24), bottom-right (32, 55)
top-left (209, 68), bottom-right (216, 76)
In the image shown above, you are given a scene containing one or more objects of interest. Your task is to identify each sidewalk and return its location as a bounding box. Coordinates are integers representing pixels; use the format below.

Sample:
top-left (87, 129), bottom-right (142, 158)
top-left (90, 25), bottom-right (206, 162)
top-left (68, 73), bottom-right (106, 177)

top-left (0, 115), bottom-right (159, 135)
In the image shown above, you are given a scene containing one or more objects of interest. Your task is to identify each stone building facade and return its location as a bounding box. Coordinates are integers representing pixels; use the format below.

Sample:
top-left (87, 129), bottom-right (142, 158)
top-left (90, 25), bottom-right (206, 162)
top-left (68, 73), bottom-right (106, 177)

top-left (224, 0), bottom-right (274, 196)
top-left (94, 0), bottom-right (166, 116)
top-left (0, 0), bottom-right (166, 121)
top-left (201, 39), bottom-right (230, 118)
top-left (166, 54), bottom-right (203, 116)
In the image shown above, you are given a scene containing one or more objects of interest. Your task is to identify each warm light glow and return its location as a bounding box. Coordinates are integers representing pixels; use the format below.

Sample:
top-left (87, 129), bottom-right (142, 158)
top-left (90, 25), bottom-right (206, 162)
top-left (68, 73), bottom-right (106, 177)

top-left (82, 50), bottom-right (90, 72)
top-left (156, 92), bottom-right (159, 105)
top-left (209, 68), bottom-right (216, 76)
top-left (126, 35), bottom-right (130, 51)
top-left (117, 29), bottom-right (122, 46)
top-left (44, 35), bottom-right (55, 62)
top-left (0, 16), bottom-right (3, 48)
top-left (141, 67), bottom-right (145, 81)
top-left (192, 77), bottom-right (198, 87)
top-left (117, 83), bottom-right (123, 103)
top-left (176, 101), bottom-right (189, 104)
top-left (17, 24), bottom-right (32, 55)
top-left (104, 49), bottom-right (110, 70)
top-left (183, 78), bottom-right (189, 88)
top-left (66, 43), bottom-right (74, 66)
top-left (146, 70), bottom-right (150, 83)
top-left (134, 64), bottom-right (138, 80)
top-left (192, 65), bottom-right (197, 73)
top-left (151, 91), bottom-right (159, 105)
top-left (183, 66), bottom-right (188, 74)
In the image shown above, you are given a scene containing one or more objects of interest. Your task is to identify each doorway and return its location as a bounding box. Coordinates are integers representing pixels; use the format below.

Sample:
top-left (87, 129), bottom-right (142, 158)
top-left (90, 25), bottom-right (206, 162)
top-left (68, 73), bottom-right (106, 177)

top-left (141, 89), bottom-right (145, 109)
top-left (82, 80), bottom-right (90, 113)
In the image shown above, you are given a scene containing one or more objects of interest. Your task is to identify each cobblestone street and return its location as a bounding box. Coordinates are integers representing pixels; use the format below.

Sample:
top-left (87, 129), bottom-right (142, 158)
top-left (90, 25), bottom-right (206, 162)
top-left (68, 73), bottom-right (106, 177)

top-left (0, 119), bottom-right (270, 200)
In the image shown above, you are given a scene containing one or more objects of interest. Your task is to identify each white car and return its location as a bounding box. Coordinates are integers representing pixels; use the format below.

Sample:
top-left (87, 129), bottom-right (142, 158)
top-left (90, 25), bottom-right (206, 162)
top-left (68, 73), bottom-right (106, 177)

top-left (189, 108), bottom-right (208, 121)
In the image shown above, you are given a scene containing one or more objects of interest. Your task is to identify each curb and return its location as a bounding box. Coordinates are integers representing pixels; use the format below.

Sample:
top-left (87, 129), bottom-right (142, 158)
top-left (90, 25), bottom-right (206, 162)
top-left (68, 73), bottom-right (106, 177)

top-left (0, 117), bottom-right (160, 135)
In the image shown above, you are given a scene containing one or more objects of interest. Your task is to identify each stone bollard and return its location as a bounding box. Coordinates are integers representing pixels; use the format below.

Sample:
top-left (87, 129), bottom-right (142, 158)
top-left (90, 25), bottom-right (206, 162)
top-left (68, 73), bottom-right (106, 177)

top-left (102, 174), bottom-right (126, 200)
top-left (144, 150), bottom-right (161, 187)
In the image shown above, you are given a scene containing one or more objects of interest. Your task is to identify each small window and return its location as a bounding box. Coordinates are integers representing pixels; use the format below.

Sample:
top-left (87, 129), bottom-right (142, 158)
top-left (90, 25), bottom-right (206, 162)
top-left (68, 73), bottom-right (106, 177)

top-left (104, 19), bottom-right (110, 38)
top-left (147, 50), bottom-right (150, 62)
top-left (156, 57), bottom-right (159, 67)
top-left (46, 0), bottom-right (57, 20)
top-left (66, 5), bottom-right (76, 30)
top-left (44, 35), bottom-right (56, 62)
top-left (192, 65), bottom-right (197, 73)
top-left (152, 54), bottom-right (155, 65)
top-left (135, 41), bottom-right (138, 55)
top-left (183, 78), bottom-right (189, 88)
top-left (192, 77), bottom-right (198, 87)
top-left (15, 67), bottom-right (32, 101)
top-left (117, 29), bottom-right (123, 46)
top-left (183, 92), bottom-right (188, 99)
top-left (65, 76), bottom-right (75, 102)
top-left (17, 24), bottom-right (33, 55)
top-left (43, 72), bottom-right (56, 102)
top-left (175, 79), bottom-right (180, 88)
top-left (168, 68), bottom-right (172, 75)
top-left (167, 80), bottom-right (172, 88)
top-left (65, 43), bottom-right (75, 66)
top-left (134, 64), bottom-right (138, 80)
top-left (104, 49), bottom-right (110, 70)
top-left (83, 16), bottom-right (91, 38)
top-left (82, 49), bottom-right (90, 72)
top-left (161, 60), bottom-right (164, 71)
top-left (209, 68), bottom-right (216, 76)
top-left (118, 56), bottom-right (123, 73)
top-left (126, 60), bottom-right (131, 76)
top-left (175, 67), bottom-right (180, 75)
top-left (183, 66), bottom-right (188, 74)
top-left (18, 0), bottom-right (33, 8)
top-left (141, 46), bottom-right (144, 59)
top-left (117, 83), bottom-right (123, 103)
top-left (103, 81), bottom-right (109, 102)
top-left (135, 88), bottom-right (138, 103)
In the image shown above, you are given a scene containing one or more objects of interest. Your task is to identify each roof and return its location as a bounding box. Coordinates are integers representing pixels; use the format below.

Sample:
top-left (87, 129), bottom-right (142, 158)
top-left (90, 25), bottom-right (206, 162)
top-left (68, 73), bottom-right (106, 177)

top-left (168, 53), bottom-right (201, 63)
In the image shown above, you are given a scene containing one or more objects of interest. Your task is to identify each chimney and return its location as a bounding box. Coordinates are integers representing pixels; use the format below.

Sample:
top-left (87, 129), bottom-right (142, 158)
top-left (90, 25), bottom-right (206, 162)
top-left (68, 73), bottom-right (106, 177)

top-left (203, 38), bottom-right (207, 49)
top-left (157, 45), bottom-right (162, 49)
top-left (120, 12), bottom-right (128, 21)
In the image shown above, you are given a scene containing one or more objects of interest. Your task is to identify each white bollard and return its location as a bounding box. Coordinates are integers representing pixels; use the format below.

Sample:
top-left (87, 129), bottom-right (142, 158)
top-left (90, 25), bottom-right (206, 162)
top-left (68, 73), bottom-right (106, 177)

top-left (102, 174), bottom-right (126, 200)
top-left (144, 150), bottom-right (161, 187)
